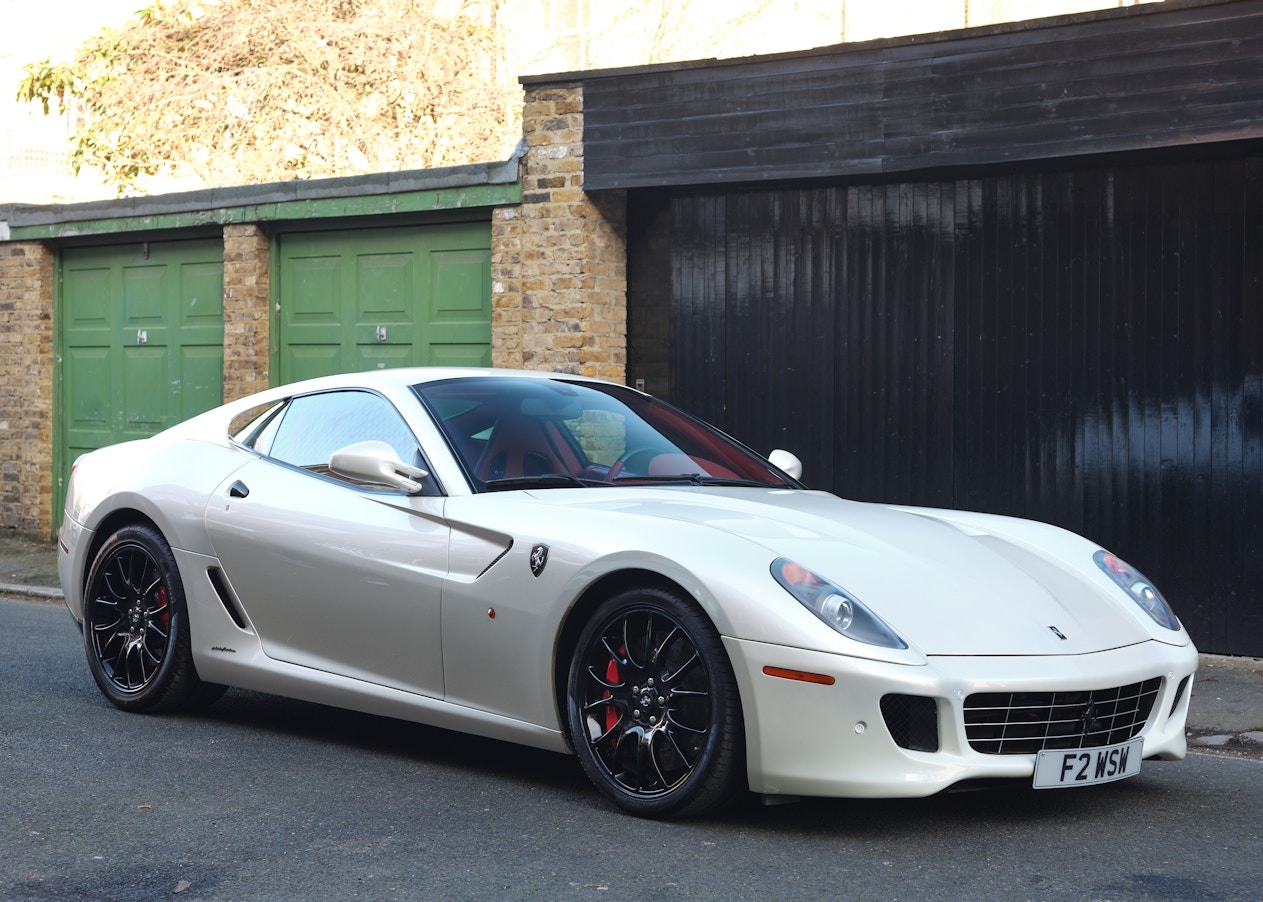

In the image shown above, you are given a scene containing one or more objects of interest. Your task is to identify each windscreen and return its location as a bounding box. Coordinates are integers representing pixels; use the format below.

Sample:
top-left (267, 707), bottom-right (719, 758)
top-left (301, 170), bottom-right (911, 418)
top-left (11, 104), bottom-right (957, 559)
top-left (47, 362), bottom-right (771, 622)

top-left (413, 376), bottom-right (797, 491)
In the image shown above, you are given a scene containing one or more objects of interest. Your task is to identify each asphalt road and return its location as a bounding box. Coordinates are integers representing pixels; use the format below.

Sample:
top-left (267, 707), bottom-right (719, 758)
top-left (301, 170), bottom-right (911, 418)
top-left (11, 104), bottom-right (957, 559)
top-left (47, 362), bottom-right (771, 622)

top-left (3, 595), bottom-right (1261, 902)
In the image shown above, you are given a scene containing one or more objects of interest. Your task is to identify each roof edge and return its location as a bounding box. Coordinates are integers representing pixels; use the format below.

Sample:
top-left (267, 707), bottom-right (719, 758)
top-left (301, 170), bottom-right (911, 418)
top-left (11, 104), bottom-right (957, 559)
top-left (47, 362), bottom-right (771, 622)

top-left (1, 155), bottom-right (521, 231)
top-left (520, 0), bottom-right (1232, 85)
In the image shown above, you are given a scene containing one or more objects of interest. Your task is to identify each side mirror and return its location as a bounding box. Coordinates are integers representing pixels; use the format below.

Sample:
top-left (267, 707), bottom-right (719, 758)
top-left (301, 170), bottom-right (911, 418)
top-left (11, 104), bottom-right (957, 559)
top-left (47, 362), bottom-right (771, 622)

top-left (768, 449), bottom-right (803, 481)
top-left (329, 440), bottom-right (429, 494)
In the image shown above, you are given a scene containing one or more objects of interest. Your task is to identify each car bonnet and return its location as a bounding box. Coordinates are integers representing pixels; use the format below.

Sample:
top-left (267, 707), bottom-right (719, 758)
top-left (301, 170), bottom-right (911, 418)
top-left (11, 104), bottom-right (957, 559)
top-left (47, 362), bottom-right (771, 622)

top-left (538, 487), bottom-right (1156, 656)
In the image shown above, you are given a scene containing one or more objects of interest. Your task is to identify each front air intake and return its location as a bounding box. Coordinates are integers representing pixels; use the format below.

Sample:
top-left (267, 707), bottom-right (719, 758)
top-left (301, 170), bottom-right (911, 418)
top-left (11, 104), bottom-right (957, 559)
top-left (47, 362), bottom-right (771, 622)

top-left (880, 694), bottom-right (940, 752)
top-left (964, 678), bottom-right (1160, 755)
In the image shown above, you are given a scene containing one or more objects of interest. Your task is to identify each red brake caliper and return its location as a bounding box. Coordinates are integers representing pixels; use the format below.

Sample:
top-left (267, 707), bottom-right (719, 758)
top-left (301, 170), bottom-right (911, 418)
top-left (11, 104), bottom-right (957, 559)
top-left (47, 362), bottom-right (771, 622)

top-left (156, 585), bottom-right (170, 631)
top-left (604, 649), bottom-right (623, 736)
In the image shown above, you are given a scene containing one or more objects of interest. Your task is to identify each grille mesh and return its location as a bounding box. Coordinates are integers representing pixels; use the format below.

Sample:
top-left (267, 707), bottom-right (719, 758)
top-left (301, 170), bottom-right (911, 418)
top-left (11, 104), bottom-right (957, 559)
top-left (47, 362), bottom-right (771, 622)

top-left (964, 678), bottom-right (1161, 755)
top-left (880, 695), bottom-right (940, 752)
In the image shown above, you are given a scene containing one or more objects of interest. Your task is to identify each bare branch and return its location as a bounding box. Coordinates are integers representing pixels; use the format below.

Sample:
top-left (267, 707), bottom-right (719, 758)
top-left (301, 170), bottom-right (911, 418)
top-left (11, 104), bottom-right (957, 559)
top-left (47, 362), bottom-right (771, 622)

top-left (17, 0), bottom-right (521, 193)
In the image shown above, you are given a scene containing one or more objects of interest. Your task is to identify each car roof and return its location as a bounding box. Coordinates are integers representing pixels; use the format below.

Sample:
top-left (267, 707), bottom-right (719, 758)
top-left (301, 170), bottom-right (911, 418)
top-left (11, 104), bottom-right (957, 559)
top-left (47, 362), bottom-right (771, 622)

top-left (164, 367), bottom-right (622, 442)
top-left (277, 366), bottom-right (611, 397)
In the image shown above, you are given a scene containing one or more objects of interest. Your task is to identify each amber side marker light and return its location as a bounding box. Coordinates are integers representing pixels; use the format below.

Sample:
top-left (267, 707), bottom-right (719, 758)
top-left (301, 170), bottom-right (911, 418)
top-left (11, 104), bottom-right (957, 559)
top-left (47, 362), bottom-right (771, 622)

top-left (762, 665), bottom-right (836, 686)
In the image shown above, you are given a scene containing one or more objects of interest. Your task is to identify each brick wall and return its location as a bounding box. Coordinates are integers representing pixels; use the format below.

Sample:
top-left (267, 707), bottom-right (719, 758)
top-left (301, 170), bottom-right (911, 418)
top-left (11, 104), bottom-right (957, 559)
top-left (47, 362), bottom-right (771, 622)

top-left (222, 224), bottom-right (271, 402)
top-left (0, 242), bottom-right (54, 537)
top-left (491, 82), bottom-right (628, 381)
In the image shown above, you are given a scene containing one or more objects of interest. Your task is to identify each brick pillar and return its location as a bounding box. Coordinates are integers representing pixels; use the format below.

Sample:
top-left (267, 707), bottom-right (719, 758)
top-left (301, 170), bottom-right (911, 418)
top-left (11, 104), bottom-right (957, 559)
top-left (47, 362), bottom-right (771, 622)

top-left (222, 224), bottom-right (271, 401)
top-left (0, 242), bottom-right (55, 537)
top-left (491, 82), bottom-right (627, 381)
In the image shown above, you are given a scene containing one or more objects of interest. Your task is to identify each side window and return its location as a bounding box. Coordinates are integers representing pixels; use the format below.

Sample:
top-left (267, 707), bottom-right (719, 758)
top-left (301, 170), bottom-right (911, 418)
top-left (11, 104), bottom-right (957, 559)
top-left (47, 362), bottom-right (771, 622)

top-left (266, 391), bottom-right (424, 479)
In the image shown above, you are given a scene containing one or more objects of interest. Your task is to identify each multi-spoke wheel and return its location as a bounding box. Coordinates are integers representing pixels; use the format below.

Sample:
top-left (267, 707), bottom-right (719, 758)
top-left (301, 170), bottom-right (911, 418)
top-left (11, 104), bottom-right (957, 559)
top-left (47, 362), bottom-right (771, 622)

top-left (83, 524), bottom-right (223, 713)
top-left (566, 586), bottom-right (744, 818)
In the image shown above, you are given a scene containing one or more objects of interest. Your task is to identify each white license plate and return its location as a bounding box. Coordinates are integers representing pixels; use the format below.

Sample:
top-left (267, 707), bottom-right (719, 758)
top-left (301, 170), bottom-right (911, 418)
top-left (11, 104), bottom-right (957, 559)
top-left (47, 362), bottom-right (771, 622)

top-left (1032, 738), bottom-right (1143, 789)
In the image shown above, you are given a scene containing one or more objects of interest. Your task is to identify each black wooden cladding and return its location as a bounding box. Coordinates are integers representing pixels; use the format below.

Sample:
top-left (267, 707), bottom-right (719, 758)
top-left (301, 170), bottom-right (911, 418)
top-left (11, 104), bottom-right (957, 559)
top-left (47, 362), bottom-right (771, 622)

top-left (579, 0), bottom-right (1263, 191)
top-left (648, 147), bottom-right (1263, 657)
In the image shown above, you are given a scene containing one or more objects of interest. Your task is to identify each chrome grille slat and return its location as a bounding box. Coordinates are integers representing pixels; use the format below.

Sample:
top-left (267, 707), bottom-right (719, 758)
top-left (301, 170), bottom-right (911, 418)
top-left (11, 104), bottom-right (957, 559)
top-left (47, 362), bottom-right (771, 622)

top-left (963, 678), bottom-right (1161, 755)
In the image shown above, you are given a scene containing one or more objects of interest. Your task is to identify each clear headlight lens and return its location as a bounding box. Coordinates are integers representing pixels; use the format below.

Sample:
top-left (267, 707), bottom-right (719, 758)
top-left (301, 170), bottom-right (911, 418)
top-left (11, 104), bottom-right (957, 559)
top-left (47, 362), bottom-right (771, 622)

top-left (1093, 550), bottom-right (1181, 631)
top-left (771, 558), bottom-right (907, 648)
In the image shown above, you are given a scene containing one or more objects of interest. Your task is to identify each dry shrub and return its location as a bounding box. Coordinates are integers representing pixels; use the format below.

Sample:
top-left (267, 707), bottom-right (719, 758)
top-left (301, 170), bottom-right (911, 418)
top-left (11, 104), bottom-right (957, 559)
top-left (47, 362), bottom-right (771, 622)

top-left (19, 0), bottom-right (520, 193)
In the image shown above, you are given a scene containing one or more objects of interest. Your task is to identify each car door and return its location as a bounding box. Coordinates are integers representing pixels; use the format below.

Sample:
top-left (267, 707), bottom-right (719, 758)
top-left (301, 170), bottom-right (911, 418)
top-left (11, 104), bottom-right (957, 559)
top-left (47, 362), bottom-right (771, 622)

top-left (204, 389), bottom-right (449, 698)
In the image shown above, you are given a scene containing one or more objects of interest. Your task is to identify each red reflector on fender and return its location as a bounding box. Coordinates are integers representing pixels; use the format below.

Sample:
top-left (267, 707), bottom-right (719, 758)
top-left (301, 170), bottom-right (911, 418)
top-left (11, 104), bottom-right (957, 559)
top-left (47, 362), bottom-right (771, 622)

top-left (762, 665), bottom-right (836, 685)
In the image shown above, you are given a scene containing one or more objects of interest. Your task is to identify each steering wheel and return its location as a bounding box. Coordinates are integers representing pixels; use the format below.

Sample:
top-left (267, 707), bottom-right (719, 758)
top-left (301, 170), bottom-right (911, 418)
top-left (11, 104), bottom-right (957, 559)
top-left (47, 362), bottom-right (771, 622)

top-left (607, 447), bottom-right (659, 480)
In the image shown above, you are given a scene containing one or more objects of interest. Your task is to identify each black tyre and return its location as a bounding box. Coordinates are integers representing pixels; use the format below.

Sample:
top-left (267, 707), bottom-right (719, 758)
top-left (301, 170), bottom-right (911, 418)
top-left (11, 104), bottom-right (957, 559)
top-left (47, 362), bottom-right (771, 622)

top-left (566, 586), bottom-right (745, 818)
top-left (82, 524), bottom-right (224, 713)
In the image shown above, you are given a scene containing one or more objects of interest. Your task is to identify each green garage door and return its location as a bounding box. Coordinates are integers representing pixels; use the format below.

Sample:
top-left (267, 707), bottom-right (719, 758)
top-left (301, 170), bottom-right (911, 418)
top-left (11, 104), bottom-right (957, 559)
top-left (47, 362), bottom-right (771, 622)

top-left (58, 240), bottom-right (225, 518)
top-left (278, 222), bottom-right (492, 383)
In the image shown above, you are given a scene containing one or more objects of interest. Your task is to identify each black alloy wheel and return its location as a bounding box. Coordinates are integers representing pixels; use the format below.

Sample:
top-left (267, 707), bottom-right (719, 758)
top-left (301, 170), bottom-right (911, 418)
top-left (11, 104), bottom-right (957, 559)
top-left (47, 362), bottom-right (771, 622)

top-left (566, 586), bottom-right (744, 818)
top-left (82, 524), bottom-right (223, 713)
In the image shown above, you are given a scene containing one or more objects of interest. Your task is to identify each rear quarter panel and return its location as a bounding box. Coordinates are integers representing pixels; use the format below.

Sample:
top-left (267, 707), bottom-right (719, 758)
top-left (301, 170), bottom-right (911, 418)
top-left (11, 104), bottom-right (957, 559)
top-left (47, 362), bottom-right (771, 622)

top-left (63, 437), bottom-right (251, 610)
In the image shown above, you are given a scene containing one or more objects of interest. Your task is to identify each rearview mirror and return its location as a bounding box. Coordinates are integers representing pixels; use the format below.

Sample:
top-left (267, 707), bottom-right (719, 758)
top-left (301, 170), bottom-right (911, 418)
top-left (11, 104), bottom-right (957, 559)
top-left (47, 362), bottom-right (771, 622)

top-left (768, 449), bottom-right (803, 480)
top-left (329, 440), bottom-right (429, 494)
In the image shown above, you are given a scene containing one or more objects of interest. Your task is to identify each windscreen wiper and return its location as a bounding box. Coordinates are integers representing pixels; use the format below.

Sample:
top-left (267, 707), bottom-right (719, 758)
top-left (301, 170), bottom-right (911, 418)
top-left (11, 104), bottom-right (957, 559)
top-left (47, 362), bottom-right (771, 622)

top-left (483, 474), bottom-right (600, 491)
top-left (613, 473), bottom-right (777, 488)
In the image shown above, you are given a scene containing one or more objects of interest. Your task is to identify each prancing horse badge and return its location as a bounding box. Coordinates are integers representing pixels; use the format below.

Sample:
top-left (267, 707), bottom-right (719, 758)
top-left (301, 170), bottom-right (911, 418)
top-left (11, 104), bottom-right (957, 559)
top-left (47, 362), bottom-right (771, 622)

top-left (530, 544), bottom-right (549, 577)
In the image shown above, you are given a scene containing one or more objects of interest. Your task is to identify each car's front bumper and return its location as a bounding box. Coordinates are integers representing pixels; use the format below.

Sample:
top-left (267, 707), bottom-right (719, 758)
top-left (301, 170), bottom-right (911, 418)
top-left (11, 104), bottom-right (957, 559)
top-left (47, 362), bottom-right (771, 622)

top-left (724, 636), bottom-right (1198, 799)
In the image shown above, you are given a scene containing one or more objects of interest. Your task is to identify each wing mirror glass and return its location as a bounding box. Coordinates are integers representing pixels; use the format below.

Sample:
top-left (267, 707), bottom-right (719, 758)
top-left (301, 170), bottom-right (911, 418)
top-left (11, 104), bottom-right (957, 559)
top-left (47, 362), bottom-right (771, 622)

top-left (329, 440), bottom-right (429, 494)
top-left (768, 449), bottom-right (803, 480)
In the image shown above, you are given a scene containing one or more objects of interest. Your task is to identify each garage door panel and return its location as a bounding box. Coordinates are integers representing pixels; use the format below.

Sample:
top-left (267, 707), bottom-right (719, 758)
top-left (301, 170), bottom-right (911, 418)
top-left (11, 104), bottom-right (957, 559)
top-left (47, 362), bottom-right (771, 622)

top-left (122, 264), bottom-right (168, 324)
top-left (356, 344), bottom-right (413, 371)
top-left (279, 224), bottom-right (490, 383)
top-left (123, 347), bottom-right (168, 435)
top-left (430, 249), bottom-right (491, 319)
top-left (181, 261), bottom-right (225, 326)
top-left (286, 344), bottom-right (344, 384)
top-left (63, 267), bottom-right (112, 326)
top-left (179, 345), bottom-right (225, 421)
top-left (356, 253), bottom-right (414, 320)
top-left (288, 257), bottom-right (342, 321)
top-left (64, 346), bottom-right (112, 433)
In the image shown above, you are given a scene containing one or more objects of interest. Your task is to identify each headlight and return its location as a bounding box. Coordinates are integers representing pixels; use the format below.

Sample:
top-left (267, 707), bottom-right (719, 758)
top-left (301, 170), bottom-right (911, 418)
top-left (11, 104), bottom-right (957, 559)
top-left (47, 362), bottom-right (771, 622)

top-left (771, 558), bottom-right (907, 648)
top-left (1093, 550), bottom-right (1180, 631)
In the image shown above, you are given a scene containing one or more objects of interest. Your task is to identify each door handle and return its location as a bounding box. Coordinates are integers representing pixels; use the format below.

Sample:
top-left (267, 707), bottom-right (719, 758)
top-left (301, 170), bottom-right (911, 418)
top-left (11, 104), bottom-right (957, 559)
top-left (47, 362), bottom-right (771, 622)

top-left (229, 480), bottom-right (250, 499)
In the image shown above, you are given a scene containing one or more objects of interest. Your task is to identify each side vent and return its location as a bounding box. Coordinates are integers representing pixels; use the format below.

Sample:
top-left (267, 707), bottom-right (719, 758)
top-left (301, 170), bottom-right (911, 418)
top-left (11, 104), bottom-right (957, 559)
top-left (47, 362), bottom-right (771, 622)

top-left (207, 567), bottom-right (250, 630)
top-left (476, 539), bottom-right (514, 579)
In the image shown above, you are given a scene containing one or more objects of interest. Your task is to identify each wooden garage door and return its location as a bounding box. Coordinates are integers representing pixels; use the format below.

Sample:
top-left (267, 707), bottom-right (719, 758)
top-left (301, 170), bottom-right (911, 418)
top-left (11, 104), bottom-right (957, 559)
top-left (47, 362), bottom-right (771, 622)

top-left (58, 239), bottom-right (225, 518)
top-left (277, 222), bottom-right (492, 384)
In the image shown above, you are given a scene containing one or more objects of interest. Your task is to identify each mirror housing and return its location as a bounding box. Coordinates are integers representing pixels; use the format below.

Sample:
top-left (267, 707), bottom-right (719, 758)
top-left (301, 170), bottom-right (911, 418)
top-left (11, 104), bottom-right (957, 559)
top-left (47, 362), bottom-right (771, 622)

top-left (329, 440), bottom-right (429, 494)
top-left (768, 449), bottom-right (803, 481)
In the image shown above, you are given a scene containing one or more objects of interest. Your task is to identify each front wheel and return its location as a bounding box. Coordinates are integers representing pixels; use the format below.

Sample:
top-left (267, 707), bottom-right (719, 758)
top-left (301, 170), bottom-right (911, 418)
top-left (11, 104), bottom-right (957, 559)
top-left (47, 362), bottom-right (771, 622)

top-left (566, 586), bottom-right (745, 818)
top-left (82, 524), bottom-right (224, 713)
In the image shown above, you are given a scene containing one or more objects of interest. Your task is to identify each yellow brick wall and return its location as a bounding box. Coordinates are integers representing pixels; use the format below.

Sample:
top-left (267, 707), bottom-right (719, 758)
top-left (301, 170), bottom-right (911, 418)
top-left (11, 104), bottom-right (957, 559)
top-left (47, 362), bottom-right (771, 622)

top-left (492, 82), bottom-right (628, 381)
top-left (0, 241), bottom-right (55, 537)
top-left (222, 224), bottom-right (271, 402)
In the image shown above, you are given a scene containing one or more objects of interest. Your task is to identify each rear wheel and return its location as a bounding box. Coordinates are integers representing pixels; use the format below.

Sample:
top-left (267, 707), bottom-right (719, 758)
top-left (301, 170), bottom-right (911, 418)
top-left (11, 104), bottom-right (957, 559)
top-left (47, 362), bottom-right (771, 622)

top-left (566, 586), bottom-right (744, 818)
top-left (82, 524), bottom-right (224, 712)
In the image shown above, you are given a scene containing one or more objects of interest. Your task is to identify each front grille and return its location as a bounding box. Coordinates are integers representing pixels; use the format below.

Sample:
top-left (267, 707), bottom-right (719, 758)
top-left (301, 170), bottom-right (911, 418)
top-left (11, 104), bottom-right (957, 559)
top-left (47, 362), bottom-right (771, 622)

top-left (964, 678), bottom-right (1161, 755)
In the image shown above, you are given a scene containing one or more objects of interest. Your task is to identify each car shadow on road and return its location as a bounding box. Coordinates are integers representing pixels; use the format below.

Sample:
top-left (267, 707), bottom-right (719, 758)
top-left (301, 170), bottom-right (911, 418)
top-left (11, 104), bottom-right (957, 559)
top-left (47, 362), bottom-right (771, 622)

top-left (179, 685), bottom-right (1200, 830)
top-left (197, 686), bottom-right (587, 791)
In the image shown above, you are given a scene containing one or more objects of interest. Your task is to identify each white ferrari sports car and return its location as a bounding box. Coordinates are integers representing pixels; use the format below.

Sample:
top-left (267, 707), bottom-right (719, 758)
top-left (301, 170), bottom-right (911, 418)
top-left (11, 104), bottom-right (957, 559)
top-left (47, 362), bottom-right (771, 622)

top-left (59, 367), bottom-right (1197, 817)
